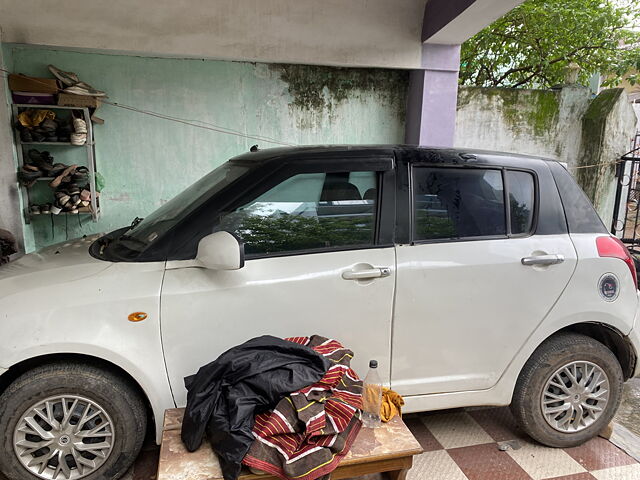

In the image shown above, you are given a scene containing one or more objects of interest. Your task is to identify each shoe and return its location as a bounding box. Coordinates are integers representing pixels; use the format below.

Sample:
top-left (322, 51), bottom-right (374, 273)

top-left (18, 168), bottom-right (43, 187)
top-left (70, 133), bottom-right (86, 146)
top-left (30, 205), bottom-right (41, 215)
top-left (48, 65), bottom-right (80, 87)
top-left (41, 204), bottom-right (51, 214)
top-left (50, 165), bottom-right (77, 188)
top-left (19, 128), bottom-right (33, 143)
top-left (64, 83), bottom-right (106, 97)
top-left (50, 205), bottom-right (62, 215)
top-left (73, 118), bottom-right (87, 134)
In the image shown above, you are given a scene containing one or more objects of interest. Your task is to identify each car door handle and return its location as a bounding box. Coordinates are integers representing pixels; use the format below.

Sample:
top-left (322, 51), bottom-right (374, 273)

top-left (521, 254), bottom-right (565, 266)
top-left (342, 267), bottom-right (391, 280)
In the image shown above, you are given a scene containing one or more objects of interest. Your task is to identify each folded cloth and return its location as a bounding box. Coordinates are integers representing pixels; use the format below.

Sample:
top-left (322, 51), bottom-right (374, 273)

top-left (18, 109), bottom-right (55, 128)
top-left (181, 335), bottom-right (330, 480)
top-left (243, 336), bottom-right (363, 480)
top-left (380, 387), bottom-right (404, 423)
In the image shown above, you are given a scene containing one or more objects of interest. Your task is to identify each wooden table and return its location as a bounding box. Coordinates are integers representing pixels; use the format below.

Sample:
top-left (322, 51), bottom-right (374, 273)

top-left (157, 408), bottom-right (423, 480)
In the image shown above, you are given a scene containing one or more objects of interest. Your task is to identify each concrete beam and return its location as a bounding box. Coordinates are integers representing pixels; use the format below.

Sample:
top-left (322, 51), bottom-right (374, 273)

top-left (423, 0), bottom-right (525, 44)
top-left (405, 44), bottom-right (461, 147)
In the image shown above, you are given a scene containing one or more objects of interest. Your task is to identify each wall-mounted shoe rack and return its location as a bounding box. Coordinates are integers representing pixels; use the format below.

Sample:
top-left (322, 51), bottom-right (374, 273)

top-left (11, 104), bottom-right (100, 224)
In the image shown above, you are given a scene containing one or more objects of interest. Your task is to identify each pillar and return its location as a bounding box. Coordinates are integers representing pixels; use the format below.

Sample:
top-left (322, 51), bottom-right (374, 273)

top-left (405, 43), bottom-right (461, 147)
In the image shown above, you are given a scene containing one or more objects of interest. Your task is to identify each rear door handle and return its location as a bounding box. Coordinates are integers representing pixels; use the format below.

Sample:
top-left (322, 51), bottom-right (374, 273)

top-left (521, 254), bottom-right (565, 266)
top-left (342, 267), bottom-right (391, 280)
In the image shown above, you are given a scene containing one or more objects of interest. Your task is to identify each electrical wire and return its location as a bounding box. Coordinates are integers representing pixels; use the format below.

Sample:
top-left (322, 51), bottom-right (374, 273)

top-left (3, 68), bottom-right (638, 167)
top-left (0, 68), bottom-right (296, 146)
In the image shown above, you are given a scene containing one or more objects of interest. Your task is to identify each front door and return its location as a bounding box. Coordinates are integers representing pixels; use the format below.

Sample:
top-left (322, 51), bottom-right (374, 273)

top-left (161, 162), bottom-right (396, 406)
top-left (391, 164), bottom-right (576, 396)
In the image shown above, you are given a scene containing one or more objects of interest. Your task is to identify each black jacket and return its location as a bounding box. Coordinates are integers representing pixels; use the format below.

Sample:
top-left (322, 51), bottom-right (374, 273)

top-left (181, 335), bottom-right (330, 480)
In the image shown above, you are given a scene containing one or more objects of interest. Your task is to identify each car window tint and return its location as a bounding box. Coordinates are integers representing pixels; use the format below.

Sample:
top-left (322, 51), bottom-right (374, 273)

top-left (215, 172), bottom-right (377, 255)
top-left (507, 171), bottom-right (535, 234)
top-left (413, 167), bottom-right (506, 241)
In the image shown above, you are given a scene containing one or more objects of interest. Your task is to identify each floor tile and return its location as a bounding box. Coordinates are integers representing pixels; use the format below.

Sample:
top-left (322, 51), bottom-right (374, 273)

top-left (544, 474), bottom-right (597, 480)
top-left (421, 411), bottom-right (494, 449)
top-left (447, 442), bottom-right (532, 480)
top-left (591, 463), bottom-right (640, 480)
top-left (565, 436), bottom-right (637, 471)
top-left (468, 407), bottom-right (526, 442)
top-left (404, 415), bottom-right (444, 452)
top-left (507, 439), bottom-right (586, 480)
top-left (407, 450), bottom-right (468, 480)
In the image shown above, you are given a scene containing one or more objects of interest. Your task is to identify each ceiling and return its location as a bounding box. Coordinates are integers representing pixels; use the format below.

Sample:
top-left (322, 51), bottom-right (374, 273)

top-left (0, 0), bottom-right (523, 69)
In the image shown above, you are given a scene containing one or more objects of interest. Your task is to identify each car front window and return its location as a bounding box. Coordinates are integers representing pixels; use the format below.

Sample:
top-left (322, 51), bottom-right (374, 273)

top-left (118, 162), bottom-right (250, 253)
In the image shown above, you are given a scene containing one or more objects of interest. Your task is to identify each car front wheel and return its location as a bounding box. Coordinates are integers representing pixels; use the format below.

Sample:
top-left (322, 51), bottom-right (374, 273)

top-left (0, 362), bottom-right (146, 480)
top-left (511, 332), bottom-right (623, 447)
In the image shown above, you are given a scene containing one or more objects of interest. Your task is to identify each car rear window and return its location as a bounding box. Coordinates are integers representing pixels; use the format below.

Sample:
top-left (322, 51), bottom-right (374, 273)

top-left (548, 162), bottom-right (608, 234)
top-left (412, 167), bottom-right (506, 241)
top-left (507, 171), bottom-right (535, 235)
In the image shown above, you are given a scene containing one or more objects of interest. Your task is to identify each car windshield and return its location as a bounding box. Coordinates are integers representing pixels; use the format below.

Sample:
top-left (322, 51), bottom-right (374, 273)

top-left (119, 162), bottom-right (250, 252)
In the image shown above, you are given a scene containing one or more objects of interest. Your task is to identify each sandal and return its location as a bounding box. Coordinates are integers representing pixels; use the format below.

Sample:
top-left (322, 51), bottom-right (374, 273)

top-left (49, 165), bottom-right (77, 189)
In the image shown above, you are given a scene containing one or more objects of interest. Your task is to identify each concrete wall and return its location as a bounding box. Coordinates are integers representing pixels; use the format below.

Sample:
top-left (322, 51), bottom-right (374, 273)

top-left (455, 86), bottom-right (592, 168)
top-left (576, 89), bottom-right (638, 226)
top-left (0, 37), bottom-right (26, 254)
top-left (3, 45), bottom-right (408, 251)
top-left (455, 85), bottom-right (638, 225)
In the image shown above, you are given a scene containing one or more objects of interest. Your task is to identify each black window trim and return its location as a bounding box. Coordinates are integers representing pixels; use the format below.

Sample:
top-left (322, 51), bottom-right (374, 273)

top-left (408, 164), bottom-right (539, 245)
top-left (183, 156), bottom-right (397, 262)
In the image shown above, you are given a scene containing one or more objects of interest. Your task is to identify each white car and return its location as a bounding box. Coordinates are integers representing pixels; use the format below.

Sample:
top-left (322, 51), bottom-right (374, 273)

top-left (1, 146), bottom-right (639, 480)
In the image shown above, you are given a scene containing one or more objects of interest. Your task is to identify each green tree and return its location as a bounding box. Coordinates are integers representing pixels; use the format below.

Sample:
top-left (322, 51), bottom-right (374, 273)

top-left (460, 0), bottom-right (640, 89)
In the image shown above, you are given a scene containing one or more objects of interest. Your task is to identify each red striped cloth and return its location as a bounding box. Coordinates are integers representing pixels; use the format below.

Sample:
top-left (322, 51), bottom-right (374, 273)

top-left (243, 336), bottom-right (363, 480)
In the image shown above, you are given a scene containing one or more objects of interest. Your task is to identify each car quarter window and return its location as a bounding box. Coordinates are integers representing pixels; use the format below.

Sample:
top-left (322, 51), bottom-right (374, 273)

top-left (507, 170), bottom-right (535, 235)
top-left (412, 167), bottom-right (506, 241)
top-left (214, 171), bottom-right (378, 256)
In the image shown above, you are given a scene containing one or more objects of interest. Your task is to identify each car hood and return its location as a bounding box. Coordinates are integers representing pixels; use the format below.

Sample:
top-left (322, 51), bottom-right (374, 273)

top-left (0, 235), bottom-right (113, 297)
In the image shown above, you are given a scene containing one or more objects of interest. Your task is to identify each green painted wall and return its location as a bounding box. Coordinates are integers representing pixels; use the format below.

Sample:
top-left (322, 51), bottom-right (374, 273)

top-left (3, 46), bottom-right (407, 251)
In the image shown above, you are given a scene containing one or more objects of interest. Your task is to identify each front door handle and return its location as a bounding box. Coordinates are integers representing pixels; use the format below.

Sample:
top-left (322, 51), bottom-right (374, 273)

top-left (521, 254), bottom-right (565, 266)
top-left (342, 267), bottom-right (391, 280)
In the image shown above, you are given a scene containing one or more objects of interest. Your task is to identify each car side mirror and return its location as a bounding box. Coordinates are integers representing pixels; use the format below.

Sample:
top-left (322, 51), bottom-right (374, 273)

top-left (195, 231), bottom-right (245, 270)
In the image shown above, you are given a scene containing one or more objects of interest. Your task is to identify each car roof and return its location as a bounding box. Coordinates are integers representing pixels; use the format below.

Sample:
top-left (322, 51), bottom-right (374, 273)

top-left (230, 145), bottom-right (559, 167)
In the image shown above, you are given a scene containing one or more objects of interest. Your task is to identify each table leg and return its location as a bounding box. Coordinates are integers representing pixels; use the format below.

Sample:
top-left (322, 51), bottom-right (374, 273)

top-left (387, 469), bottom-right (409, 480)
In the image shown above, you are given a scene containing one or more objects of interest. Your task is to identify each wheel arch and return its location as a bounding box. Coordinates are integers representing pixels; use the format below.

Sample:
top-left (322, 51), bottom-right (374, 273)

top-left (556, 322), bottom-right (637, 380)
top-left (0, 352), bottom-right (156, 441)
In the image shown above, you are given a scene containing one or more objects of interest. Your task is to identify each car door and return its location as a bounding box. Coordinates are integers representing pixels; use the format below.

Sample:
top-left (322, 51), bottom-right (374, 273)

top-left (160, 157), bottom-right (396, 406)
top-left (391, 160), bottom-right (577, 396)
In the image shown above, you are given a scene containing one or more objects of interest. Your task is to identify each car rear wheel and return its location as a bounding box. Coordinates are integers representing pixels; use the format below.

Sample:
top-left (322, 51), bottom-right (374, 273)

top-left (511, 332), bottom-right (623, 447)
top-left (0, 362), bottom-right (146, 480)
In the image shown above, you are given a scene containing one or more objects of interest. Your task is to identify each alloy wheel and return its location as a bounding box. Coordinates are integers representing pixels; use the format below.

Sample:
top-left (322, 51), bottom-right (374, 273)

top-left (13, 395), bottom-right (114, 480)
top-left (541, 361), bottom-right (610, 433)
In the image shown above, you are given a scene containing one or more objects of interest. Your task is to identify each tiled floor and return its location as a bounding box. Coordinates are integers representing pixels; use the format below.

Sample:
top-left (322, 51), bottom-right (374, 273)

top-left (126, 406), bottom-right (640, 480)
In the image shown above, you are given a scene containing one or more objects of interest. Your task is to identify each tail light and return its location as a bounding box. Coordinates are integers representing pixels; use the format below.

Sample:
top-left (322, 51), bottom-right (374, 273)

top-left (596, 236), bottom-right (638, 287)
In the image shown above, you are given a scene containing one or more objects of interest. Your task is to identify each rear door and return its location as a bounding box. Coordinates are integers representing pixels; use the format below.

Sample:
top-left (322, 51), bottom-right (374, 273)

top-left (391, 159), bottom-right (577, 396)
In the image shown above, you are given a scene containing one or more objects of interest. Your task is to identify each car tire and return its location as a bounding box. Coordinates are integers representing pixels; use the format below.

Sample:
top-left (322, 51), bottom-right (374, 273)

top-left (511, 332), bottom-right (623, 448)
top-left (0, 362), bottom-right (147, 480)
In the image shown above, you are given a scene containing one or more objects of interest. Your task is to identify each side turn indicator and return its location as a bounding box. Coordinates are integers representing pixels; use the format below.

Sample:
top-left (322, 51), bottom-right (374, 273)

top-left (128, 312), bottom-right (148, 322)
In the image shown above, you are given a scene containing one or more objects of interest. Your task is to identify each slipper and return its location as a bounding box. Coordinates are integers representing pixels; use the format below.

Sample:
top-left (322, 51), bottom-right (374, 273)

top-left (50, 205), bottom-right (62, 215)
top-left (50, 165), bottom-right (77, 189)
top-left (73, 118), bottom-right (87, 134)
top-left (49, 163), bottom-right (67, 177)
top-left (48, 65), bottom-right (80, 87)
top-left (64, 83), bottom-right (106, 97)
top-left (70, 133), bottom-right (86, 146)
top-left (18, 169), bottom-right (43, 187)
top-left (80, 189), bottom-right (91, 201)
